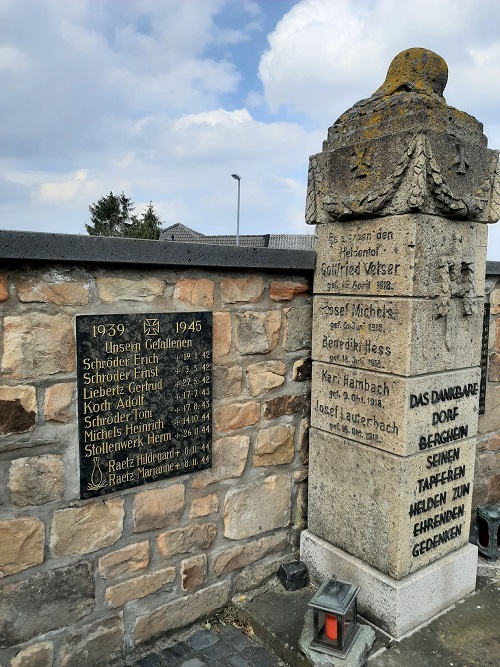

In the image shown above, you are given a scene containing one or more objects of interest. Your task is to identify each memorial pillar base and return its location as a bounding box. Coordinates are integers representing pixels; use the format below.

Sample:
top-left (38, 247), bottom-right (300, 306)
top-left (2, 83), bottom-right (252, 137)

top-left (300, 530), bottom-right (477, 638)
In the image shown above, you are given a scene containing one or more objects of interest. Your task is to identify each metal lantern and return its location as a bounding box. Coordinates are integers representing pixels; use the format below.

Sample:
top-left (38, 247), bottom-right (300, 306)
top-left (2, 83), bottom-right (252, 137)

top-left (309, 576), bottom-right (360, 658)
top-left (476, 504), bottom-right (500, 561)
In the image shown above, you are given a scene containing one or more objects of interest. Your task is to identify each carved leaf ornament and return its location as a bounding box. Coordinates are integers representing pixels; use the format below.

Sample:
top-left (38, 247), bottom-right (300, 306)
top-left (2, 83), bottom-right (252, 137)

top-left (322, 133), bottom-right (496, 222)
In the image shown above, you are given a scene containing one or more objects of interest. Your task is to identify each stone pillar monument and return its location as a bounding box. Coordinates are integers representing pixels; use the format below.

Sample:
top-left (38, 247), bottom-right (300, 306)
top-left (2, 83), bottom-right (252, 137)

top-left (301, 48), bottom-right (500, 637)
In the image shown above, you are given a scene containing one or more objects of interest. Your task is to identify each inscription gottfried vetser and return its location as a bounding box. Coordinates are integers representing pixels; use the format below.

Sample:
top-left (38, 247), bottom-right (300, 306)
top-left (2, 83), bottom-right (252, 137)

top-left (76, 313), bottom-right (212, 499)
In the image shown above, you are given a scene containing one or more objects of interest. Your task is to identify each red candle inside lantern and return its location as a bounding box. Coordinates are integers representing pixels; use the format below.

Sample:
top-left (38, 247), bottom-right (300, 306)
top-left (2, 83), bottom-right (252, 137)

top-left (324, 614), bottom-right (338, 640)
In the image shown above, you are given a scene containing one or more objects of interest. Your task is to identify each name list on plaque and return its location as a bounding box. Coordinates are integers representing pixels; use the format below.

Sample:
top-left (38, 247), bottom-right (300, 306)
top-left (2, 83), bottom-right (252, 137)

top-left (76, 312), bottom-right (212, 499)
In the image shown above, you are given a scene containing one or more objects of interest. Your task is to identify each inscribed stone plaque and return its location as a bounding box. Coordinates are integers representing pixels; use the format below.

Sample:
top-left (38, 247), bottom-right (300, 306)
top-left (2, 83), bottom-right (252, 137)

top-left (313, 295), bottom-right (483, 376)
top-left (308, 427), bottom-right (474, 579)
top-left (314, 216), bottom-right (487, 299)
top-left (311, 362), bottom-right (480, 456)
top-left (76, 312), bottom-right (212, 499)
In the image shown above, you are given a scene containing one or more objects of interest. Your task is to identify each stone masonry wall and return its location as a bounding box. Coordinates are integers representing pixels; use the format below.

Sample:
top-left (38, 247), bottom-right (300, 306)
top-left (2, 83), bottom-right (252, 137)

top-left (475, 273), bottom-right (500, 511)
top-left (0, 262), bottom-right (311, 666)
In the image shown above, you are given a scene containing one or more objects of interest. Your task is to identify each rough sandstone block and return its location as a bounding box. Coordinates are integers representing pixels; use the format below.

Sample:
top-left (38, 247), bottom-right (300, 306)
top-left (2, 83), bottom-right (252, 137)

top-left (134, 581), bottom-right (231, 645)
top-left (0, 385), bottom-right (36, 435)
top-left (15, 278), bottom-right (89, 305)
top-left (10, 641), bottom-right (54, 667)
top-left (246, 361), bottom-right (286, 396)
top-left (97, 276), bottom-right (163, 302)
top-left (254, 424), bottom-right (295, 466)
top-left (235, 554), bottom-right (291, 592)
top-left (263, 394), bottom-right (310, 419)
top-left (51, 499), bottom-right (124, 556)
top-left (2, 314), bottom-right (74, 377)
top-left (270, 280), bottom-right (309, 301)
top-left (489, 352), bottom-right (500, 381)
top-left (189, 494), bottom-right (220, 517)
top-left (284, 306), bottom-right (312, 352)
top-left (213, 312), bottom-right (231, 360)
top-left (213, 364), bottom-right (242, 398)
top-left (223, 475), bottom-right (291, 540)
top-left (105, 567), bottom-right (175, 608)
top-left (214, 402), bottom-right (260, 433)
top-left (156, 523), bottom-right (217, 559)
top-left (479, 385), bottom-right (500, 434)
top-left (212, 531), bottom-right (288, 577)
top-left (0, 517), bottom-right (44, 577)
top-left (0, 274), bottom-right (9, 301)
top-left (220, 276), bottom-right (265, 303)
top-left (132, 484), bottom-right (185, 532)
top-left (191, 435), bottom-right (249, 489)
top-left (488, 473), bottom-right (500, 501)
top-left (44, 382), bottom-right (74, 422)
top-left (173, 278), bottom-right (214, 306)
top-left (57, 614), bottom-right (123, 667)
top-left (98, 541), bottom-right (150, 579)
top-left (181, 554), bottom-right (207, 591)
top-left (0, 562), bottom-right (94, 647)
top-left (490, 286), bottom-right (500, 314)
top-left (235, 311), bottom-right (281, 355)
top-left (8, 455), bottom-right (64, 506)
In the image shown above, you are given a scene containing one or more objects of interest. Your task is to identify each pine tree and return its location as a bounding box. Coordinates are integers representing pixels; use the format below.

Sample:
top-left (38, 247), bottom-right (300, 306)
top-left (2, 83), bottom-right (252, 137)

top-left (86, 192), bottom-right (137, 237)
top-left (127, 202), bottom-right (162, 240)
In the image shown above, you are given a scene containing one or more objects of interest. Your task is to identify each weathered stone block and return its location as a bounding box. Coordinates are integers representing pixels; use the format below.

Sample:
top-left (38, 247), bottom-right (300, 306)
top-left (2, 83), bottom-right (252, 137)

top-left (213, 312), bottom-right (231, 360)
top-left (214, 401), bottom-right (259, 432)
top-left (212, 531), bottom-right (288, 577)
top-left (235, 311), bottom-right (281, 355)
top-left (191, 435), bottom-right (249, 489)
top-left (0, 274), bottom-right (9, 301)
top-left (44, 382), bottom-right (74, 422)
top-left (134, 581), bottom-right (231, 645)
top-left (313, 295), bottom-right (484, 375)
top-left (10, 641), bottom-right (53, 667)
top-left (156, 523), bottom-right (217, 559)
top-left (314, 216), bottom-right (487, 298)
top-left (223, 475), bottom-right (291, 540)
top-left (490, 286), bottom-right (500, 314)
top-left (58, 614), bottom-right (123, 667)
top-left (284, 307), bottom-right (312, 352)
top-left (189, 493), bottom-right (219, 517)
top-left (213, 364), bottom-right (242, 398)
top-left (51, 499), bottom-right (124, 556)
top-left (0, 518), bottom-right (44, 577)
top-left (292, 358), bottom-right (312, 382)
top-left (311, 362), bottom-right (480, 456)
top-left (488, 352), bottom-right (500, 381)
top-left (2, 314), bottom-right (74, 377)
top-left (98, 541), bottom-right (150, 579)
top-left (105, 567), bottom-right (175, 608)
top-left (174, 278), bottom-right (214, 306)
top-left (308, 428), bottom-right (475, 579)
top-left (220, 276), bottom-right (264, 303)
top-left (234, 554), bottom-right (291, 592)
top-left (132, 484), bottom-right (185, 532)
top-left (0, 562), bottom-right (94, 647)
top-left (246, 361), bottom-right (285, 396)
top-left (181, 554), bottom-right (207, 591)
top-left (479, 384), bottom-right (500, 434)
top-left (97, 276), bottom-right (163, 302)
top-left (0, 385), bottom-right (36, 435)
top-left (270, 280), bottom-right (309, 301)
top-left (8, 454), bottom-right (64, 506)
top-left (254, 424), bottom-right (295, 466)
top-left (263, 393), bottom-right (309, 419)
top-left (15, 278), bottom-right (89, 305)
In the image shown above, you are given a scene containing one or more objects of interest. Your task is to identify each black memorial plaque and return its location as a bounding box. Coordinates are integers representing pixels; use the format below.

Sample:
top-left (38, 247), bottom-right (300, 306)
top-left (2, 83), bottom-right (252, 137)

top-left (479, 303), bottom-right (490, 416)
top-left (76, 312), bottom-right (212, 499)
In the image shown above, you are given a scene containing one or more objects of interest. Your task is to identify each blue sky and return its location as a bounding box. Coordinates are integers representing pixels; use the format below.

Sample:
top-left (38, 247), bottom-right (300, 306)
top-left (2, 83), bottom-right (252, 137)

top-left (1, 0), bottom-right (500, 259)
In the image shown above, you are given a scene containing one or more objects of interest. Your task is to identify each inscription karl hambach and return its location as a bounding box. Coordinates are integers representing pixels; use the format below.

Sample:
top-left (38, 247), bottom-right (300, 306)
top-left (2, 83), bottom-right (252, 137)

top-left (76, 312), bottom-right (212, 499)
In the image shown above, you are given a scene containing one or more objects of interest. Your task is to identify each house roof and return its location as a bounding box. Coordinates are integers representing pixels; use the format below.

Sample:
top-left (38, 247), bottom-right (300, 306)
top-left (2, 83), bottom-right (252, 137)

top-left (160, 224), bottom-right (316, 250)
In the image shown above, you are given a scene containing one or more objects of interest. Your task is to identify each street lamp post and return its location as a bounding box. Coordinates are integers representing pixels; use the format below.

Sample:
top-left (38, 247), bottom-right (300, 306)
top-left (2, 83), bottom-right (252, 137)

top-left (231, 173), bottom-right (241, 246)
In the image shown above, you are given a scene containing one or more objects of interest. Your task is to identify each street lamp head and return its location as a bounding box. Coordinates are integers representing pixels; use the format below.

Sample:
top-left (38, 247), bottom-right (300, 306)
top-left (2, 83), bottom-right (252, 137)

top-left (231, 173), bottom-right (241, 181)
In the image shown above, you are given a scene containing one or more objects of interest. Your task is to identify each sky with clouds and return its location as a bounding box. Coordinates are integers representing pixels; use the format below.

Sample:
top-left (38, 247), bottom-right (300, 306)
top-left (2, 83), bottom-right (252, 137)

top-left (1, 0), bottom-right (500, 259)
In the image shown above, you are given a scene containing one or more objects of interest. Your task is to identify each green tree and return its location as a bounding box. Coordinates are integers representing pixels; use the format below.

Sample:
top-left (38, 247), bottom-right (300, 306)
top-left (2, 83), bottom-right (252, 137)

top-left (86, 191), bottom-right (137, 237)
top-left (127, 202), bottom-right (162, 240)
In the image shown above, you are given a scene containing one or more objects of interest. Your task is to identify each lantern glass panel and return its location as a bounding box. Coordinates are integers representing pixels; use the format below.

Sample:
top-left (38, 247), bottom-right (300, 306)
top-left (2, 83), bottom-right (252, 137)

top-left (343, 598), bottom-right (357, 644)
